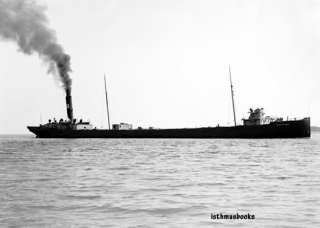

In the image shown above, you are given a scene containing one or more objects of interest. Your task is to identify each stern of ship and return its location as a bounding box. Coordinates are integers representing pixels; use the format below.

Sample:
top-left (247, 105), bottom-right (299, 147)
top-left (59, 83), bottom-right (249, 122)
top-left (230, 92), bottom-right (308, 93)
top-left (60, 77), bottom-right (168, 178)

top-left (27, 126), bottom-right (41, 138)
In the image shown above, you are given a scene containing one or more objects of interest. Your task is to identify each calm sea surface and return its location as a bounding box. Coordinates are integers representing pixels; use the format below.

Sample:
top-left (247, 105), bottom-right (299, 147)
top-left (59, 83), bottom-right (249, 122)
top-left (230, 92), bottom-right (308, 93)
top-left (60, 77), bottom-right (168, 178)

top-left (0, 134), bottom-right (319, 227)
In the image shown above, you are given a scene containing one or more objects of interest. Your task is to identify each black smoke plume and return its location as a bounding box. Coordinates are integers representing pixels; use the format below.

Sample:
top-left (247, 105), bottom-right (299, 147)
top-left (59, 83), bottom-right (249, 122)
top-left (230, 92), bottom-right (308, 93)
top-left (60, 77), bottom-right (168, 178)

top-left (0, 0), bottom-right (72, 90)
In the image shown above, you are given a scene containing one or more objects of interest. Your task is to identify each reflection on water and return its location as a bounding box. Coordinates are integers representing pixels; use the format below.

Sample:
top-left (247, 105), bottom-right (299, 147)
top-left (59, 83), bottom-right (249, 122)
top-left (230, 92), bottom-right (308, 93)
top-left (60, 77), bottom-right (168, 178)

top-left (0, 134), bottom-right (319, 227)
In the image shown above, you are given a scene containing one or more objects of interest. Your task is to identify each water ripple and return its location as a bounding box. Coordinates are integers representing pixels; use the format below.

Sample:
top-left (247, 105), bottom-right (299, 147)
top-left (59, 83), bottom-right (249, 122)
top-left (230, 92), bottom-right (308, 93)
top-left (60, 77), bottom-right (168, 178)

top-left (0, 134), bottom-right (319, 227)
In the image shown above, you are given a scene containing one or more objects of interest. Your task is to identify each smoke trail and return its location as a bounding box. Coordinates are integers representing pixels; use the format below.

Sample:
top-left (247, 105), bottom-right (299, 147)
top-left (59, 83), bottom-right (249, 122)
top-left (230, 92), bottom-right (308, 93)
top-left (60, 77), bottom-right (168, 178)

top-left (0, 0), bottom-right (72, 90)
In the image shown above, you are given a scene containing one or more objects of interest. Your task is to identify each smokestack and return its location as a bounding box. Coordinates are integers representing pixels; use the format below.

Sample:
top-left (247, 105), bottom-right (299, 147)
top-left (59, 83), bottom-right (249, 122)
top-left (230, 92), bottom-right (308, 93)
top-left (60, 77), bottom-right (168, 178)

top-left (66, 88), bottom-right (73, 122)
top-left (0, 0), bottom-right (75, 121)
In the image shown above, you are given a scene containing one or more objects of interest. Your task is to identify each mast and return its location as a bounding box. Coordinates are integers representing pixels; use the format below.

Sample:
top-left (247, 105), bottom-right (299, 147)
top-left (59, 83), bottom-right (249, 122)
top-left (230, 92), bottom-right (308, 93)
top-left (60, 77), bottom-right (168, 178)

top-left (229, 65), bottom-right (237, 126)
top-left (104, 74), bottom-right (111, 130)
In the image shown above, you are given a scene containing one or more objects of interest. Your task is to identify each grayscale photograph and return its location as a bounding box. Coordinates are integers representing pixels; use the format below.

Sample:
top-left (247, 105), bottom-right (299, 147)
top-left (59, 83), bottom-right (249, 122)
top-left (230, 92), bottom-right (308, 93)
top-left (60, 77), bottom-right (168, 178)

top-left (0, 0), bottom-right (319, 227)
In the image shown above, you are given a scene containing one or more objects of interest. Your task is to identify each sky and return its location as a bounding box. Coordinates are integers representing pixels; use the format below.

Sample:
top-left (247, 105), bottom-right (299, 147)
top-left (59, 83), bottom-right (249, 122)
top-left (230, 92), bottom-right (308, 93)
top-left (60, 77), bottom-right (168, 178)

top-left (1, 0), bottom-right (320, 134)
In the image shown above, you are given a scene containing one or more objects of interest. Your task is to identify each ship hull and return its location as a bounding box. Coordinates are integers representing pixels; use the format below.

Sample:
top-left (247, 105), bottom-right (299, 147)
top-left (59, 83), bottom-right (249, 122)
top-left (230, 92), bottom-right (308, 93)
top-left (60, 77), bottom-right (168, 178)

top-left (27, 118), bottom-right (310, 138)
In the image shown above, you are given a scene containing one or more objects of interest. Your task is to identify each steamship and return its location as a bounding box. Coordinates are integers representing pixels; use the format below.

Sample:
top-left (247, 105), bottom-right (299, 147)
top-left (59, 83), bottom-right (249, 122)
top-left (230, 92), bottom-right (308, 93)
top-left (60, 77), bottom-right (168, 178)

top-left (27, 70), bottom-right (311, 138)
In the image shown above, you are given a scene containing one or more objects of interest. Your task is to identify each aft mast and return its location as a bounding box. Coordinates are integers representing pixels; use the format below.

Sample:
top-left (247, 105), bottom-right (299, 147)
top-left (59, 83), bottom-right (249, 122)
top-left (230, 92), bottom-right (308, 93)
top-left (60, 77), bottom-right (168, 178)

top-left (229, 65), bottom-right (237, 126)
top-left (104, 74), bottom-right (111, 130)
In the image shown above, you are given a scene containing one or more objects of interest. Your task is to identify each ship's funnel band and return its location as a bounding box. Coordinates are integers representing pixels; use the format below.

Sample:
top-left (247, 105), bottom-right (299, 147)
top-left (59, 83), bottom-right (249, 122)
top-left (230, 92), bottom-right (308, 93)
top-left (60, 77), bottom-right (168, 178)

top-left (66, 89), bottom-right (73, 121)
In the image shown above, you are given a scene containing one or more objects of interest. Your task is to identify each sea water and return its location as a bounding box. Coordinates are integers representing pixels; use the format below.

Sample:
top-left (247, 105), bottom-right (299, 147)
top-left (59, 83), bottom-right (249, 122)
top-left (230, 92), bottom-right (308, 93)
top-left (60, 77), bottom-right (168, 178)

top-left (0, 134), bottom-right (319, 227)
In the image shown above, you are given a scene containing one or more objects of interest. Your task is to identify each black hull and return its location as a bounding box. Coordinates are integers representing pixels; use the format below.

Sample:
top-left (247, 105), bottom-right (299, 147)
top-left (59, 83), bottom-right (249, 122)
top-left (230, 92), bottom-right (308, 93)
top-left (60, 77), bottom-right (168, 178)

top-left (27, 118), bottom-right (310, 138)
